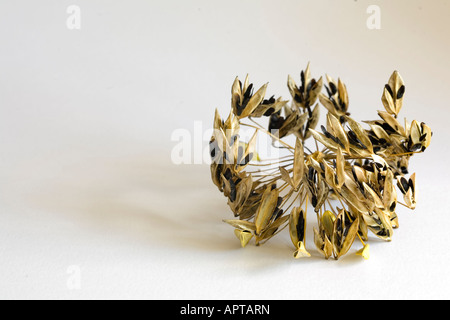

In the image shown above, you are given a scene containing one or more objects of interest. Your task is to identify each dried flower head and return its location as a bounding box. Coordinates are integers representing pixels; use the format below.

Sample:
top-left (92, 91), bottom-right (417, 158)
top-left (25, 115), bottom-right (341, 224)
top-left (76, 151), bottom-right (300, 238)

top-left (210, 63), bottom-right (432, 260)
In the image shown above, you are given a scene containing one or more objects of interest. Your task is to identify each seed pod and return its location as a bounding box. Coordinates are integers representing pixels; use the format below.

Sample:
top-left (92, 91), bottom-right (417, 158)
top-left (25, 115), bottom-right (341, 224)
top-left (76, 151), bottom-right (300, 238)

top-left (356, 244), bottom-right (370, 260)
top-left (383, 71), bottom-right (405, 116)
top-left (238, 83), bottom-right (268, 119)
top-left (362, 208), bottom-right (393, 241)
top-left (322, 210), bottom-right (336, 238)
top-left (223, 219), bottom-right (256, 232)
top-left (327, 113), bottom-right (350, 153)
top-left (314, 227), bottom-right (333, 259)
top-left (336, 148), bottom-right (345, 188)
top-left (378, 111), bottom-right (406, 136)
top-left (383, 169), bottom-right (397, 213)
top-left (293, 138), bottom-right (305, 190)
top-left (403, 173), bottom-right (416, 209)
top-left (338, 78), bottom-right (349, 112)
top-left (289, 207), bottom-right (307, 249)
top-left (303, 103), bottom-right (320, 139)
top-left (254, 186), bottom-right (280, 235)
top-left (363, 182), bottom-right (384, 208)
top-left (345, 115), bottom-right (374, 154)
top-left (250, 96), bottom-right (288, 118)
top-left (382, 86), bottom-right (396, 115)
top-left (332, 209), bottom-right (359, 259)
top-left (234, 229), bottom-right (253, 247)
top-left (309, 128), bottom-right (340, 151)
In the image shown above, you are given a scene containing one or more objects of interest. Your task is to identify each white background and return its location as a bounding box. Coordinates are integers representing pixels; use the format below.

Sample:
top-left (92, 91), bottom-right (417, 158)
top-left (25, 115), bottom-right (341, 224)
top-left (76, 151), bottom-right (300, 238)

top-left (1, 0), bottom-right (449, 299)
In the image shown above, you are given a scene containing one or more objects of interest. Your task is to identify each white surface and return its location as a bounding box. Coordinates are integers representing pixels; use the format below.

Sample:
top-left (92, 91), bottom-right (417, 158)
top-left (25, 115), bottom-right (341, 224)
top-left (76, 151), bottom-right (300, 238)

top-left (1, 0), bottom-right (449, 299)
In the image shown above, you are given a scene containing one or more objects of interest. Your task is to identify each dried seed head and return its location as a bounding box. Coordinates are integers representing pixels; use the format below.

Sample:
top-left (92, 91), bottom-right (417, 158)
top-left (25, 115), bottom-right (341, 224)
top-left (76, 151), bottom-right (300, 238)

top-left (212, 67), bottom-right (431, 260)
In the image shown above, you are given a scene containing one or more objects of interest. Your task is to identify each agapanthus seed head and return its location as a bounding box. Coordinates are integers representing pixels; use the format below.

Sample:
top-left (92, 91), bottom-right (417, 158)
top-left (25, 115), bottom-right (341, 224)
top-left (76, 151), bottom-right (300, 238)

top-left (212, 64), bottom-right (432, 260)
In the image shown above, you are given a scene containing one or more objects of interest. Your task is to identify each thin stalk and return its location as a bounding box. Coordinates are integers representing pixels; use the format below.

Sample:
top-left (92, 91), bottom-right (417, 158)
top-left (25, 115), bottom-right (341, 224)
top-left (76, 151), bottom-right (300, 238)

top-left (241, 123), bottom-right (295, 152)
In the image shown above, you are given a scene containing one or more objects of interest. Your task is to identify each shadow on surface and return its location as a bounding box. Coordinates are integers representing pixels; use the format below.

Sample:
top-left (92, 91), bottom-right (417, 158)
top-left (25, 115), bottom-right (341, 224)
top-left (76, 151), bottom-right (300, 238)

top-left (25, 152), bottom-right (367, 264)
top-left (26, 153), bottom-right (300, 261)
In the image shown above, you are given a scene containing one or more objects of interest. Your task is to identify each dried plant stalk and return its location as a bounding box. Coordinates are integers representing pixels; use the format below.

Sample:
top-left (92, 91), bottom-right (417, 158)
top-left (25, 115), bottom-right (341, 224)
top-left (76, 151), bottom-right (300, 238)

top-left (210, 63), bottom-right (432, 260)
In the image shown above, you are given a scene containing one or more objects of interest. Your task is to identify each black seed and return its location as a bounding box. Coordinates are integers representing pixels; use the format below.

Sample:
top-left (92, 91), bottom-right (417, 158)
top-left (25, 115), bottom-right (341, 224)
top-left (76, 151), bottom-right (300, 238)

top-left (268, 112), bottom-right (284, 132)
top-left (271, 184), bottom-right (277, 190)
top-left (235, 95), bottom-right (241, 107)
top-left (324, 130), bottom-right (334, 140)
top-left (348, 130), bottom-right (357, 141)
top-left (400, 177), bottom-right (409, 193)
top-left (306, 79), bottom-right (316, 92)
top-left (419, 133), bottom-right (427, 142)
top-left (224, 168), bottom-right (232, 180)
top-left (325, 85), bottom-right (332, 97)
top-left (410, 143), bottom-right (422, 152)
top-left (245, 153), bottom-right (253, 164)
top-left (408, 179), bottom-right (414, 193)
top-left (332, 136), bottom-right (345, 149)
top-left (263, 107), bottom-right (275, 116)
top-left (397, 85), bottom-right (405, 99)
top-left (236, 105), bottom-right (244, 116)
top-left (401, 166), bottom-right (408, 174)
top-left (312, 195), bottom-right (317, 207)
top-left (319, 162), bottom-right (325, 172)
top-left (336, 220), bottom-right (343, 232)
top-left (209, 140), bottom-right (218, 158)
top-left (390, 202), bottom-right (396, 212)
top-left (343, 227), bottom-right (349, 238)
top-left (243, 83), bottom-right (253, 99)
top-left (385, 84), bottom-right (394, 98)
top-left (308, 167), bottom-right (315, 181)
top-left (378, 229), bottom-right (388, 237)
top-left (262, 95), bottom-right (275, 105)
top-left (352, 167), bottom-right (358, 181)
top-left (368, 135), bottom-right (378, 144)
top-left (277, 197), bottom-right (283, 207)
top-left (229, 179), bottom-right (237, 202)
top-left (330, 97), bottom-right (339, 110)
top-left (348, 130), bottom-right (367, 149)
top-left (329, 82), bottom-right (337, 95)
top-left (297, 210), bottom-right (305, 240)
top-left (274, 208), bottom-right (284, 221)
top-left (381, 122), bottom-right (396, 134)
